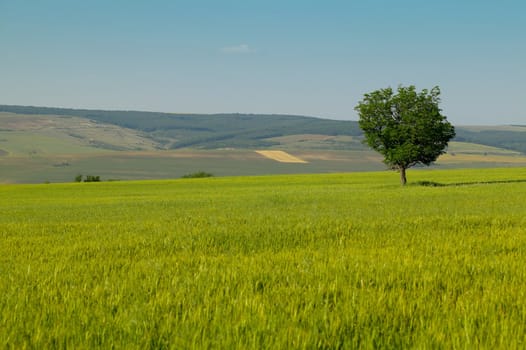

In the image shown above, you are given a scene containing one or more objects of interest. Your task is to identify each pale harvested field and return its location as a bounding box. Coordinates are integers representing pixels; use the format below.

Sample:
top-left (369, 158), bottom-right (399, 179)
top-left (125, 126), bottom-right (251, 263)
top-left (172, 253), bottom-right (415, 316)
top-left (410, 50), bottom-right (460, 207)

top-left (255, 150), bottom-right (308, 163)
top-left (439, 153), bottom-right (526, 164)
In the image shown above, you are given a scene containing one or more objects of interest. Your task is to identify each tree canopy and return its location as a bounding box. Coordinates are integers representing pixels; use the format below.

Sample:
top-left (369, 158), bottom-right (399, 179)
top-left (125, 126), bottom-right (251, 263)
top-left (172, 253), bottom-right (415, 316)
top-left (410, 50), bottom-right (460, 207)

top-left (355, 85), bottom-right (455, 185)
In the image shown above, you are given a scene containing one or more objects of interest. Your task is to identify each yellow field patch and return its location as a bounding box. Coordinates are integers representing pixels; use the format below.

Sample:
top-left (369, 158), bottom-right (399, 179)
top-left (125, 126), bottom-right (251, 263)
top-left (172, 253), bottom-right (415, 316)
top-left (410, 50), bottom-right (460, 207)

top-left (255, 150), bottom-right (308, 163)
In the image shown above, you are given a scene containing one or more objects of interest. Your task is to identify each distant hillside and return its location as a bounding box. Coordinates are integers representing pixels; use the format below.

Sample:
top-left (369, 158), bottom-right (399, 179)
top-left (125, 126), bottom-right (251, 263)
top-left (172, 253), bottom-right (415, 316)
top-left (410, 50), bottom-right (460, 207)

top-left (454, 125), bottom-right (526, 154)
top-left (2, 105), bottom-right (525, 183)
top-left (0, 105), bottom-right (362, 149)
top-left (0, 105), bottom-right (525, 154)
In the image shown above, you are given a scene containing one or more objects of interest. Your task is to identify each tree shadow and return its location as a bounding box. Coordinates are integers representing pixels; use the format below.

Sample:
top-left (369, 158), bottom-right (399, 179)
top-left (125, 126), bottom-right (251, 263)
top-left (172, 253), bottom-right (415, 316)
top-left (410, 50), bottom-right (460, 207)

top-left (412, 179), bottom-right (526, 187)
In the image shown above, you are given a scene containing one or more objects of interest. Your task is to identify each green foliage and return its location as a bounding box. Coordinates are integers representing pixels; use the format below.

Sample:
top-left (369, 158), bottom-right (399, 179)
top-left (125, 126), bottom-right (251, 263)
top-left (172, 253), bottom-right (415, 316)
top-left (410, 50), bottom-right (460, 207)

top-left (84, 175), bottom-right (101, 182)
top-left (181, 171), bottom-right (214, 178)
top-left (355, 86), bottom-right (455, 184)
top-left (76, 175), bottom-right (101, 182)
top-left (1, 168), bottom-right (526, 348)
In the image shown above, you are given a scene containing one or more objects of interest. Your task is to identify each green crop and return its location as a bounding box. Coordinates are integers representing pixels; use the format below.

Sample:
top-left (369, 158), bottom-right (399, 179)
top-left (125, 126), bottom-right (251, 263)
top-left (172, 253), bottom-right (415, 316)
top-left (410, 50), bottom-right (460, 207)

top-left (1, 168), bottom-right (525, 348)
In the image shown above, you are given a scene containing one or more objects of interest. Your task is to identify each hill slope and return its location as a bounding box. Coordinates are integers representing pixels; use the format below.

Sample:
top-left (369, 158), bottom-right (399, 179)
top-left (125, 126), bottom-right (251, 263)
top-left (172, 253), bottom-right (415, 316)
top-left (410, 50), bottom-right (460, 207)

top-left (454, 125), bottom-right (526, 154)
top-left (0, 112), bottom-right (159, 156)
top-left (0, 105), bottom-right (362, 150)
top-left (1, 104), bottom-right (525, 153)
top-left (1, 105), bottom-right (525, 183)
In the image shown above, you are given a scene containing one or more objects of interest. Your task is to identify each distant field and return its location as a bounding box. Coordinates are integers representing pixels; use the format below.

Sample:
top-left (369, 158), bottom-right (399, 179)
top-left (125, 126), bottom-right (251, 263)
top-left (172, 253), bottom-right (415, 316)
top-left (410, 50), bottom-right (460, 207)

top-left (446, 141), bottom-right (521, 155)
top-left (2, 146), bottom-right (526, 183)
top-left (438, 153), bottom-right (526, 165)
top-left (1, 168), bottom-right (526, 348)
top-left (264, 134), bottom-right (367, 150)
top-left (2, 109), bottom-right (526, 183)
top-left (255, 150), bottom-right (308, 163)
top-left (454, 125), bottom-right (526, 154)
top-left (458, 125), bottom-right (526, 132)
top-left (0, 149), bottom-right (386, 183)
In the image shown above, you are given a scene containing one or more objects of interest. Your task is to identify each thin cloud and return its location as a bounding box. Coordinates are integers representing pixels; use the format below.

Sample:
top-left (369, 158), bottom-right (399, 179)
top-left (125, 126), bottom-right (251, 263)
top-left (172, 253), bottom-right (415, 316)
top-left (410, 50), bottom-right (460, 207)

top-left (220, 44), bottom-right (256, 54)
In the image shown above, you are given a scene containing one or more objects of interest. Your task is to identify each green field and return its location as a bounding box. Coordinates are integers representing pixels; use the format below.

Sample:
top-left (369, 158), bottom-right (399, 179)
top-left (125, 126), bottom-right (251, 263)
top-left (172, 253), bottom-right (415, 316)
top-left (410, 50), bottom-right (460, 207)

top-left (3, 146), bottom-right (526, 184)
top-left (447, 141), bottom-right (522, 155)
top-left (0, 149), bottom-right (388, 184)
top-left (1, 168), bottom-right (526, 348)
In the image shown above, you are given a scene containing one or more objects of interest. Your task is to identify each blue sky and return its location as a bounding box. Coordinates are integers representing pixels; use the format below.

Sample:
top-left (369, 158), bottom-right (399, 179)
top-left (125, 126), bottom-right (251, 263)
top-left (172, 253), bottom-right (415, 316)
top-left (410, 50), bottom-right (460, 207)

top-left (1, 0), bottom-right (525, 125)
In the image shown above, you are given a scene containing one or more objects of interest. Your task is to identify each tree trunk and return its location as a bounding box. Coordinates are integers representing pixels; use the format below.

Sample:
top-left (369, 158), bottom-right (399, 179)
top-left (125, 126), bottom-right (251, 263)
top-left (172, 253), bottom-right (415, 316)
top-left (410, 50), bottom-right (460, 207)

top-left (400, 167), bottom-right (407, 186)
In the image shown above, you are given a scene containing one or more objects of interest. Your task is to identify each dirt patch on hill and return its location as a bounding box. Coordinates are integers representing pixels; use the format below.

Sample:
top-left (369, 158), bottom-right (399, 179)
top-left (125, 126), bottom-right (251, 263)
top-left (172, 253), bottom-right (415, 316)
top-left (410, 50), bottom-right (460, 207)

top-left (255, 150), bottom-right (308, 163)
top-left (0, 149), bottom-right (8, 156)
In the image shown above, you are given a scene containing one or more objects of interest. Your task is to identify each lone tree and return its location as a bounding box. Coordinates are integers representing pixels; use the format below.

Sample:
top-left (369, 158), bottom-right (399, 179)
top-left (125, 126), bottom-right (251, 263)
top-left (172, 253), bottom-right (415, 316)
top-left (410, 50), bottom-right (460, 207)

top-left (355, 85), bottom-right (455, 185)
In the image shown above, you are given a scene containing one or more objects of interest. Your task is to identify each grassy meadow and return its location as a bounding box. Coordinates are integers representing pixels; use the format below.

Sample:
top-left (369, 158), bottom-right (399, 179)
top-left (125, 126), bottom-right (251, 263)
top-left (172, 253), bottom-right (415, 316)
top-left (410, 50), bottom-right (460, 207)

top-left (1, 168), bottom-right (526, 348)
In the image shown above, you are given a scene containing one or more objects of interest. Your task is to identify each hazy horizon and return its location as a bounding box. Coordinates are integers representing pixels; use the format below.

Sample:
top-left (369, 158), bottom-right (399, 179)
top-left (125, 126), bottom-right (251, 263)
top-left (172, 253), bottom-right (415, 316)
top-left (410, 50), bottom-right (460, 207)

top-left (1, 1), bottom-right (525, 126)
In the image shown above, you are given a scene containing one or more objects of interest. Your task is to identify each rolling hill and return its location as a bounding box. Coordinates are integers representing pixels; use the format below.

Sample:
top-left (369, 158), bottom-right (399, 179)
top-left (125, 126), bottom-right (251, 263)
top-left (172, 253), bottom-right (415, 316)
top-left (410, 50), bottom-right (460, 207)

top-left (2, 104), bottom-right (525, 153)
top-left (0, 105), bottom-right (363, 150)
top-left (1, 104), bottom-right (525, 183)
top-left (454, 125), bottom-right (526, 154)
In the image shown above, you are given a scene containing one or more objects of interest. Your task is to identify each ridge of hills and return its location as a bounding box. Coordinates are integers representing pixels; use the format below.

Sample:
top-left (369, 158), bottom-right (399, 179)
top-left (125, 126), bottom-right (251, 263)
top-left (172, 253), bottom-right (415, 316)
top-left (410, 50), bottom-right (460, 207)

top-left (0, 105), bottom-right (363, 151)
top-left (1, 104), bottom-right (525, 154)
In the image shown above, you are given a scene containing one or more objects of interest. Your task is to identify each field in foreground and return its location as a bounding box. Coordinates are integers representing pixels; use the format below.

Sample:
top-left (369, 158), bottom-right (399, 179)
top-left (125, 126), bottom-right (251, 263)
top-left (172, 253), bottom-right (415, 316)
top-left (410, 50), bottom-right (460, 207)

top-left (1, 168), bottom-right (526, 348)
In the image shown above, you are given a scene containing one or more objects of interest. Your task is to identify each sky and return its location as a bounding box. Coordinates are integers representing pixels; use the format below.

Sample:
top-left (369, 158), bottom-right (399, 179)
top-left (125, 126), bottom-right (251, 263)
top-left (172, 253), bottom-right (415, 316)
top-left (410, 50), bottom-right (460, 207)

top-left (1, 0), bottom-right (525, 125)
